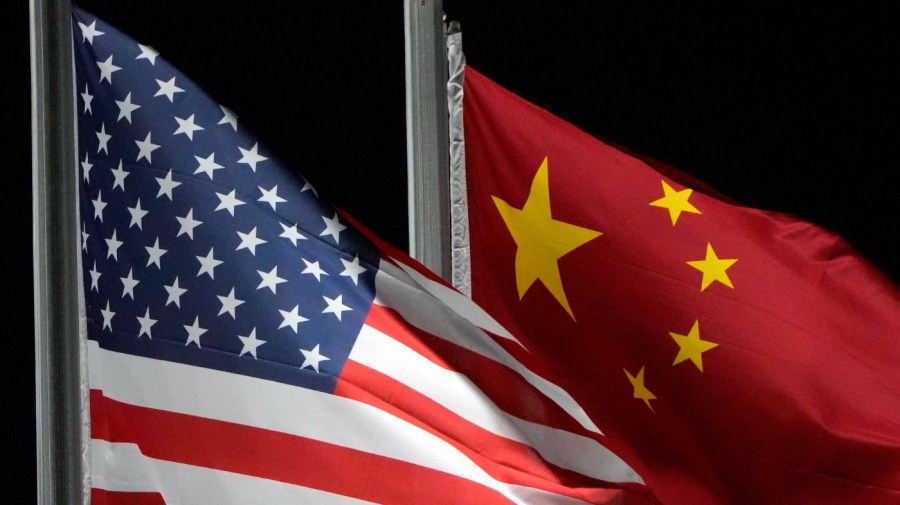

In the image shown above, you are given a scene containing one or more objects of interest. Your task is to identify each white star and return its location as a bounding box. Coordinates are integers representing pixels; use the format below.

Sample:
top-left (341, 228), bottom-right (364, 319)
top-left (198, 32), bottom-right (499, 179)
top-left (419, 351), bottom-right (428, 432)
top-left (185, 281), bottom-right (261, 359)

top-left (238, 328), bottom-right (266, 358)
top-left (196, 247), bottom-right (223, 279)
top-left (145, 237), bottom-right (167, 268)
top-left (217, 287), bottom-right (244, 319)
top-left (278, 305), bottom-right (308, 333)
top-left (154, 77), bottom-right (184, 102)
top-left (339, 256), bottom-right (366, 285)
top-left (164, 276), bottom-right (188, 307)
top-left (81, 84), bottom-right (94, 115)
top-left (111, 159), bottom-right (129, 191)
top-left (136, 44), bottom-right (159, 64)
top-left (194, 153), bottom-right (223, 179)
top-left (101, 300), bottom-right (115, 331)
top-left (299, 344), bottom-right (330, 373)
top-left (115, 92), bottom-right (141, 123)
top-left (92, 190), bottom-right (107, 222)
top-left (237, 142), bottom-right (267, 172)
top-left (257, 266), bottom-right (287, 294)
top-left (128, 198), bottom-right (148, 229)
top-left (183, 316), bottom-right (207, 348)
top-left (301, 258), bottom-right (328, 281)
top-left (215, 190), bottom-right (244, 216)
top-left (319, 213), bottom-right (347, 243)
top-left (301, 179), bottom-right (318, 197)
top-left (218, 105), bottom-right (238, 131)
top-left (174, 114), bottom-right (204, 140)
top-left (322, 294), bottom-right (351, 321)
top-left (81, 152), bottom-right (93, 182)
top-left (258, 185), bottom-right (286, 211)
top-left (136, 307), bottom-right (157, 339)
top-left (96, 55), bottom-right (121, 84)
top-left (89, 261), bottom-right (101, 292)
top-left (236, 227), bottom-right (267, 256)
top-left (176, 208), bottom-right (203, 240)
top-left (120, 268), bottom-right (139, 299)
top-left (78, 20), bottom-right (104, 44)
top-left (105, 229), bottom-right (122, 261)
top-left (135, 132), bottom-right (160, 163)
top-left (279, 222), bottom-right (306, 246)
top-left (96, 123), bottom-right (111, 154)
top-left (81, 223), bottom-right (90, 252)
top-left (155, 169), bottom-right (181, 200)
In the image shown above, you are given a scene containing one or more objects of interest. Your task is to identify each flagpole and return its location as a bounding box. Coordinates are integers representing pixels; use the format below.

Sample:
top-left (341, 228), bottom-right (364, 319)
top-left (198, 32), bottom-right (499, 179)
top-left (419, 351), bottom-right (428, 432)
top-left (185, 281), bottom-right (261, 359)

top-left (404, 0), bottom-right (451, 280)
top-left (30, 0), bottom-right (84, 503)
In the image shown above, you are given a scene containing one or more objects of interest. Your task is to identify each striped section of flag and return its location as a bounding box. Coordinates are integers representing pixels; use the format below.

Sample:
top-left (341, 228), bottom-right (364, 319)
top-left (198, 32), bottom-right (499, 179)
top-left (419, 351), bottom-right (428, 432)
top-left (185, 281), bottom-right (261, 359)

top-left (87, 255), bottom-right (650, 504)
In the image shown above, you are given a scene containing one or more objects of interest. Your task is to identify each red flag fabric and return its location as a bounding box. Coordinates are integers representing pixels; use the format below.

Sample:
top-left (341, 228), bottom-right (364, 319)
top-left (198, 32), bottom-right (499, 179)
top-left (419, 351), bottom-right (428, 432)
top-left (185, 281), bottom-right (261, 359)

top-left (460, 66), bottom-right (900, 504)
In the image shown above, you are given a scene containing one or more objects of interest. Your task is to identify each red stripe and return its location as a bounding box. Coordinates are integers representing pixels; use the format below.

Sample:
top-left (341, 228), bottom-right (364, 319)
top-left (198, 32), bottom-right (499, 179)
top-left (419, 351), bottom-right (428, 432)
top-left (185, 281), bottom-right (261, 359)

top-left (91, 489), bottom-right (167, 505)
top-left (337, 359), bottom-right (652, 505)
top-left (90, 389), bottom-right (516, 505)
top-left (365, 303), bottom-right (600, 437)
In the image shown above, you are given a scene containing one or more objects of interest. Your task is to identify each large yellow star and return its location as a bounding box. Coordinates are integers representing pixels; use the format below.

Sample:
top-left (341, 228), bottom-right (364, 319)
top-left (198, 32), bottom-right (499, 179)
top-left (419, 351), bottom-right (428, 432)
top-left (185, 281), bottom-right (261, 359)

top-left (687, 243), bottom-right (737, 291)
top-left (649, 180), bottom-right (701, 225)
top-left (492, 157), bottom-right (602, 319)
top-left (670, 320), bottom-right (718, 372)
top-left (624, 367), bottom-right (656, 412)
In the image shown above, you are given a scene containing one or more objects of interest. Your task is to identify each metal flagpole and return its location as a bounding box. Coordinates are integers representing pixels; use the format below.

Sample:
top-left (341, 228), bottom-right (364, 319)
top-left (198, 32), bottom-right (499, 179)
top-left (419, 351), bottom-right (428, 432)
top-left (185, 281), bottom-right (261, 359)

top-left (404, 0), bottom-right (452, 280)
top-left (30, 0), bottom-right (84, 503)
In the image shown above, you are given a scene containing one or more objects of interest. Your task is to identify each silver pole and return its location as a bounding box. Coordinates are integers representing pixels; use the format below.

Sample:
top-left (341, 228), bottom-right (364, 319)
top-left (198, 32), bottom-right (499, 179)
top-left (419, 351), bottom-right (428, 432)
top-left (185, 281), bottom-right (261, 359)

top-left (30, 0), bottom-right (83, 503)
top-left (404, 0), bottom-right (451, 280)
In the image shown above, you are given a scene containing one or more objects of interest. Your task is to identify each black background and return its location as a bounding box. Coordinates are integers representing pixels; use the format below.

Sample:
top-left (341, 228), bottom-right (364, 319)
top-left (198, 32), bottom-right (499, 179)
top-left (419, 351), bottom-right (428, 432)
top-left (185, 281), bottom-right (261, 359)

top-left (17, 1), bottom-right (898, 498)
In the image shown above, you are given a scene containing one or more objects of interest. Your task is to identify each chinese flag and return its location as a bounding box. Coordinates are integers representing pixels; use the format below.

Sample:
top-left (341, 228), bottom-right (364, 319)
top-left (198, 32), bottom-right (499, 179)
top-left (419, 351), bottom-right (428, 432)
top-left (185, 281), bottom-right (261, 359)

top-left (460, 67), bottom-right (900, 504)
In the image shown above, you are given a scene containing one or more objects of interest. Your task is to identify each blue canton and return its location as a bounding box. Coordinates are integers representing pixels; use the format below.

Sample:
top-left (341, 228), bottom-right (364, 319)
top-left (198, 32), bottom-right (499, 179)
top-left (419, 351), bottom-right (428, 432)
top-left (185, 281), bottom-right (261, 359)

top-left (74, 8), bottom-right (380, 393)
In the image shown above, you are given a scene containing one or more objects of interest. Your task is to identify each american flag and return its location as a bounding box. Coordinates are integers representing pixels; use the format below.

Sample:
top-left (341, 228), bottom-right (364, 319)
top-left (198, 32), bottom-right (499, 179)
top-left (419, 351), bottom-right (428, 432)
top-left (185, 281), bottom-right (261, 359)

top-left (74, 7), bottom-right (649, 504)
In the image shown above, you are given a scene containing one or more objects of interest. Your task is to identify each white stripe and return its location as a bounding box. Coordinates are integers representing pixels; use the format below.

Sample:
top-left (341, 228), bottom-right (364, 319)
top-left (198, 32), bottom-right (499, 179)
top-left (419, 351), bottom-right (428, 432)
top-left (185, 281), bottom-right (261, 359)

top-left (87, 341), bottom-right (593, 505)
top-left (388, 256), bottom-right (519, 344)
top-left (90, 439), bottom-right (374, 505)
top-left (351, 325), bottom-right (643, 484)
top-left (375, 260), bottom-right (607, 438)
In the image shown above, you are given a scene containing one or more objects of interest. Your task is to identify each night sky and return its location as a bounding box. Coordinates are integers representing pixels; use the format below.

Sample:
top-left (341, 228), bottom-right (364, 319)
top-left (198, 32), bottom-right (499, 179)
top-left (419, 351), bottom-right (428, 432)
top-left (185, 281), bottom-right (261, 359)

top-left (18, 1), bottom-right (899, 498)
top-left (68, 1), bottom-right (900, 282)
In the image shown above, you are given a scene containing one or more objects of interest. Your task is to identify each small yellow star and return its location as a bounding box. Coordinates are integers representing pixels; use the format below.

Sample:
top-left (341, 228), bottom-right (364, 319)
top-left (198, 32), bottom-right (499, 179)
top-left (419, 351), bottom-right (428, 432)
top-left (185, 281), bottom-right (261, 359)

top-left (493, 157), bottom-right (602, 319)
top-left (649, 180), bottom-right (701, 225)
top-left (670, 320), bottom-right (718, 372)
top-left (687, 243), bottom-right (737, 291)
top-left (624, 366), bottom-right (657, 412)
